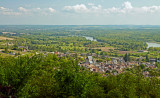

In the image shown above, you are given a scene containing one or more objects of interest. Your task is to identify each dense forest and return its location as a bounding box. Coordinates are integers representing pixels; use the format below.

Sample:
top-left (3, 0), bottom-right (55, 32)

top-left (1, 54), bottom-right (160, 97)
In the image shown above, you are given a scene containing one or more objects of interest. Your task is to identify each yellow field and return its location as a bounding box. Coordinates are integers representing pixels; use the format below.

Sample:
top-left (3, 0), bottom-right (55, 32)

top-left (118, 51), bottom-right (138, 54)
top-left (92, 47), bottom-right (115, 52)
top-left (2, 32), bottom-right (16, 34)
top-left (0, 53), bottom-right (14, 57)
top-left (0, 36), bottom-right (14, 40)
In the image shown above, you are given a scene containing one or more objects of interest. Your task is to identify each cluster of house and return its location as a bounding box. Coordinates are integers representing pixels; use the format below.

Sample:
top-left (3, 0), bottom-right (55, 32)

top-left (38, 52), bottom-right (160, 76)
top-left (80, 56), bottom-right (131, 75)
top-left (0, 46), bottom-right (29, 55)
top-left (3, 45), bottom-right (160, 77)
top-left (79, 53), bottom-right (160, 76)
top-left (18, 46), bottom-right (29, 52)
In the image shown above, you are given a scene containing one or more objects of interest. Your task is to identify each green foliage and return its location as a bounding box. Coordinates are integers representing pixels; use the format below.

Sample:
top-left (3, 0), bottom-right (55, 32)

top-left (148, 47), bottom-right (160, 51)
top-left (124, 53), bottom-right (131, 62)
top-left (2, 25), bottom-right (160, 53)
top-left (1, 25), bottom-right (160, 97)
top-left (4, 47), bottom-right (9, 53)
top-left (145, 54), bottom-right (150, 62)
top-left (106, 57), bottom-right (111, 61)
top-left (140, 64), bottom-right (146, 69)
top-left (156, 62), bottom-right (160, 68)
top-left (1, 55), bottom-right (160, 97)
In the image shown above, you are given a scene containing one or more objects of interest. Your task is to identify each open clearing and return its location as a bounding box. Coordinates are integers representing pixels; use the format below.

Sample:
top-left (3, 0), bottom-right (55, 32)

top-left (0, 36), bottom-right (14, 40)
top-left (118, 51), bottom-right (139, 54)
top-left (92, 47), bottom-right (144, 54)
top-left (92, 47), bottom-right (115, 52)
top-left (2, 32), bottom-right (16, 34)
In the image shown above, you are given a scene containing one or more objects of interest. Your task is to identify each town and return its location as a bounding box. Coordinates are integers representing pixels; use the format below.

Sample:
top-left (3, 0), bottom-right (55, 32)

top-left (50, 51), bottom-right (160, 77)
top-left (2, 46), bottom-right (159, 77)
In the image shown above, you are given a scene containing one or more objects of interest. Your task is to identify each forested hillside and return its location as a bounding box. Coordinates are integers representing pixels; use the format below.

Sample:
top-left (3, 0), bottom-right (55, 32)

top-left (0, 54), bottom-right (160, 97)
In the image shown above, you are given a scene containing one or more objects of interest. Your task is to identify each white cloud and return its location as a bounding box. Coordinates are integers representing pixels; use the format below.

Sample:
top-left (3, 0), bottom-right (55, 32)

top-left (107, 7), bottom-right (124, 14)
top-left (1, 1), bottom-right (160, 16)
top-left (48, 8), bottom-right (56, 13)
top-left (123, 1), bottom-right (133, 9)
top-left (64, 4), bottom-right (89, 13)
top-left (0, 6), bottom-right (56, 16)
top-left (18, 7), bottom-right (28, 12)
top-left (64, 1), bottom-right (160, 15)
top-left (91, 5), bottom-right (102, 10)
top-left (141, 6), bottom-right (160, 13)
top-left (2, 11), bottom-right (21, 15)
top-left (63, 3), bottom-right (122, 14)
top-left (18, 7), bottom-right (56, 15)
top-left (0, 6), bottom-right (21, 15)
top-left (36, 8), bottom-right (41, 10)
top-left (0, 7), bottom-right (7, 10)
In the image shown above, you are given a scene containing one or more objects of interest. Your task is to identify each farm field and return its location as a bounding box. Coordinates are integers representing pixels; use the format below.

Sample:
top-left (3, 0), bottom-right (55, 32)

top-left (0, 36), bottom-right (14, 40)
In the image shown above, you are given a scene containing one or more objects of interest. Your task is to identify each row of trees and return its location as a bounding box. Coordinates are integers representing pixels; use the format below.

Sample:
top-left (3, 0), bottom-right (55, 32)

top-left (148, 47), bottom-right (160, 51)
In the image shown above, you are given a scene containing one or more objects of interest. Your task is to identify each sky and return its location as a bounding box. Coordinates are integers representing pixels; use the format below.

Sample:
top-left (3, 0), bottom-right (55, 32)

top-left (0, 0), bottom-right (160, 25)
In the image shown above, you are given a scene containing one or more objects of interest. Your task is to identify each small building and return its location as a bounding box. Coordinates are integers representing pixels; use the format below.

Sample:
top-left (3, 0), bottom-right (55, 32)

top-left (18, 46), bottom-right (28, 52)
top-left (150, 58), bottom-right (156, 64)
top-left (9, 52), bottom-right (15, 55)
top-left (55, 52), bottom-right (59, 55)
top-left (139, 56), bottom-right (143, 61)
top-left (81, 53), bottom-right (87, 56)
top-left (143, 71), bottom-right (149, 77)
top-left (86, 56), bottom-right (94, 64)
top-left (91, 53), bottom-right (97, 57)
top-left (111, 58), bottom-right (118, 65)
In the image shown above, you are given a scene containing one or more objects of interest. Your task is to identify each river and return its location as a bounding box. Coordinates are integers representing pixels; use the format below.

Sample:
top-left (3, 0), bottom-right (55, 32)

top-left (147, 42), bottom-right (160, 48)
top-left (84, 36), bottom-right (97, 41)
top-left (84, 37), bottom-right (160, 49)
